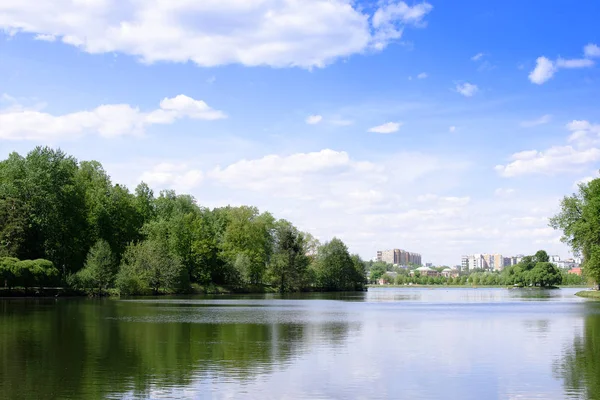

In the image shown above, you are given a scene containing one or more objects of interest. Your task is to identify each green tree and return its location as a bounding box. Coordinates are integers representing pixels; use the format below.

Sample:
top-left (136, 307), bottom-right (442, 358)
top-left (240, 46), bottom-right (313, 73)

top-left (116, 239), bottom-right (188, 295)
top-left (529, 262), bottom-right (562, 287)
top-left (534, 250), bottom-right (550, 263)
top-left (550, 178), bottom-right (600, 289)
top-left (312, 238), bottom-right (364, 291)
top-left (369, 262), bottom-right (387, 282)
top-left (267, 220), bottom-right (310, 292)
top-left (69, 240), bottom-right (117, 293)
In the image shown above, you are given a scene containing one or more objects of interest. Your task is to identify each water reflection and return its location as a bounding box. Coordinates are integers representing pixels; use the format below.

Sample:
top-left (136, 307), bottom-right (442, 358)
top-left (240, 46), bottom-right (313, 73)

top-left (1, 289), bottom-right (599, 400)
top-left (554, 310), bottom-right (600, 399)
top-left (0, 298), bottom-right (357, 399)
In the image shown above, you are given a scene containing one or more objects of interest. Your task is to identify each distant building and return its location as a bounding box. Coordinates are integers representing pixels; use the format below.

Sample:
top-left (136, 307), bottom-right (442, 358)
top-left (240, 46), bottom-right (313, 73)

top-left (411, 266), bottom-right (439, 277)
top-left (550, 255), bottom-right (561, 262)
top-left (556, 259), bottom-right (578, 269)
top-left (426, 263), bottom-right (433, 268)
top-left (376, 248), bottom-right (422, 266)
top-left (568, 267), bottom-right (582, 276)
top-left (441, 268), bottom-right (459, 278)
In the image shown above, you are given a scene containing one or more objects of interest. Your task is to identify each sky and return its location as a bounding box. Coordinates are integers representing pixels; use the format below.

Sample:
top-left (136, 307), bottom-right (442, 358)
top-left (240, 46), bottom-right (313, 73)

top-left (1, 0), bottom-right (599, 266)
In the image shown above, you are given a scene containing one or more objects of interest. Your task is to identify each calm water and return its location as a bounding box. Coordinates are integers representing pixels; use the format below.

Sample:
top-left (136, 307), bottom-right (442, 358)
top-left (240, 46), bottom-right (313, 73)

top-left (1, 288), bottom-right (600, 399)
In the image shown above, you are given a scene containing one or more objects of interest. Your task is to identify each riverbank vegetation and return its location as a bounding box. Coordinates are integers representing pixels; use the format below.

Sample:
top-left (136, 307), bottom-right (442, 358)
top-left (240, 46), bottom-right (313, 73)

top-left (575, 290), bottom-right (600, 299)
top-left (0, 147), bottom-right (366, 295)
top-left (551, 177), bottom-right (600, 290)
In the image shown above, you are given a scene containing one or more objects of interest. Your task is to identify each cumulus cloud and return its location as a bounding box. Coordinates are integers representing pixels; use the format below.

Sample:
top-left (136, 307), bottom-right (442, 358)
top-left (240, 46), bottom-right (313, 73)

top-left (520, 114), bottom-right (552, 127)
top-left (455, 82), bottom-right (478, 97)
top-left (529, 44), bottom-right (597, 84)
top-left (496, 120), bottom-right (600, 177)
top-left (566, 119), bottom-right (600, 147)
top-left (471, 53), bottom-right (484, 61)
top-left (529, 57), bottom-right (557, 84)
top-left (0, 94), bottom-right (226, 140)
top-left (449, 126), bottom-right (456, 132)
top-left (130, 147), bottom-right (571, 263)
top-left (306, 115), bottom-right (323, 125)
top-left (417, 72), bottom-right (428, 79)
top-left (584, 43), bottom-right (600, 58)
top-left (140, 163), bottom-right (204, 192)
top-left (368, 122), bottom-right (402, 134)
top-left (0, 0), bottom-right (433, 68)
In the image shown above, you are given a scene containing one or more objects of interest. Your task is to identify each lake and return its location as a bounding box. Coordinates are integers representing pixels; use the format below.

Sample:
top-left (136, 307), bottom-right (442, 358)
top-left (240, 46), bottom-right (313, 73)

top-left (1, 287), bottom-right (599, 399)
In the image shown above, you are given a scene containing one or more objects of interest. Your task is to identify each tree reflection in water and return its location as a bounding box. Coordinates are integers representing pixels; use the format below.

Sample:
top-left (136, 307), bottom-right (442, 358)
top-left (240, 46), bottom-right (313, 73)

top-left (554, 311), bottom-right (600, 400)
top-left (0, 298), bottom-right (357, 400)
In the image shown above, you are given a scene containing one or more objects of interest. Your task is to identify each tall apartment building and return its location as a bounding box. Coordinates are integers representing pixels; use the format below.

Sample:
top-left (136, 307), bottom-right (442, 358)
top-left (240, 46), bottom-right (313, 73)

top-left (376, 249), bottom-right (422, 266)
top-left (461, 253), bottom-right (505, 271)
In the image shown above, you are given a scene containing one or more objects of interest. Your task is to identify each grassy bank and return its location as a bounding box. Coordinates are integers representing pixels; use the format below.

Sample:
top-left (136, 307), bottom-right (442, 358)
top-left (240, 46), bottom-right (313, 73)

top-left (575, 290), bottom-right (600, 299)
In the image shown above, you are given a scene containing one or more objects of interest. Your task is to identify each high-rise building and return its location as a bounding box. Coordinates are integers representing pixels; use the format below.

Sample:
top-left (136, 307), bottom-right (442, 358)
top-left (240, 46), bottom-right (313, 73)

top-left (483, 254), bottom-right (504, 271)
top-left (376, 248), bottom-right (422, 266)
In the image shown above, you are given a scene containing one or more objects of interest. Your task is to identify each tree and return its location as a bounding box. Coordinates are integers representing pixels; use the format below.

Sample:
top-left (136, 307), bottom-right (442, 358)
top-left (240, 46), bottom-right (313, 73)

top-left (529, 262), bottom-right (562, 287)
top-left (369, 262), bottom-right (387, 282)
top-left (69, 240), bottom-right (117, 293)
top-left (219, 206), bottom-right (275, 285)
top-left (116, 239), bottom-right (188, 295)
top-left (534, 250), bottom-right (550, 263)
top-left (312, 238), bottom-right (364, 291)
top-left (267, 220), bottom-right (310, 292)
top-left (550, 178), bottom-right (600, 289)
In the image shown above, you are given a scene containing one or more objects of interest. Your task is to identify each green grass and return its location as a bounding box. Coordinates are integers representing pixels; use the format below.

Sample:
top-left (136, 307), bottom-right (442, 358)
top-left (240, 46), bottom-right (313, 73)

top-left (575, 290), bottom-right (600, 299)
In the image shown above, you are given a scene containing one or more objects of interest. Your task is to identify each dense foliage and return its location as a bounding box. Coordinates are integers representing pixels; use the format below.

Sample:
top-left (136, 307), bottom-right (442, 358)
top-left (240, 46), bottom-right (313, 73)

top-left (0, 257), bottom-right (59, 289)
top-left (550, 177), bottom-right (600, 289)
top-left (0, 147), bottom-right (366, 294)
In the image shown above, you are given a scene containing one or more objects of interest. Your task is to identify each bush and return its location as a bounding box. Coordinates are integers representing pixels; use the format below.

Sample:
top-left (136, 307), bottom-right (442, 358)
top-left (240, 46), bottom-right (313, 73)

top-left (0, 258), bottom-right (58, 289)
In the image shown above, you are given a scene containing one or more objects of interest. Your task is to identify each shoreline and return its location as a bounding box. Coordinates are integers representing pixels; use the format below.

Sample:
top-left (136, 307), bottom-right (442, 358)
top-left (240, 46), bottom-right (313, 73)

top-left (575, 290), bottom-right (600, 299)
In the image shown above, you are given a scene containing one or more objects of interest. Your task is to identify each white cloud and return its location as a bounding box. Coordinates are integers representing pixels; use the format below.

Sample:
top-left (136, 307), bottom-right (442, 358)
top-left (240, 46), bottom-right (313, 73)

top-left (471, 52), bottom-right (484, 61)
top-left (306, 115), bottom-right (323, 125)
top-left (555, 58), bottom-right (594, 68)
top-left (129, 147), bottom-right (574, 264)
top-left (34, 33), bottom-right (56, 42)
top-left (449, 126), bottom-right (456, 132)
top-left (0, 0), bottom-right (433, 69)
top-left (455, 82), bottom-right (478, 97)
top-left (371, 2), bottom-right (432, 49)
top-left (529, 44), bottom-right (597, 84)
top-left (566, 119), bottom-right (600, 147)
top-left (496, 120), bottom-right (600, 177)
top-left (417, 72), bottom-right (428, 79)
top-left (496, 146), bottom-right (600, 177)
top-left (573, 176), bottom-right (595, 189)
top-left (584, 43), bottom-right (600, 58)
top-left (368, 122), bottom-right (402, 134)
top-left (0, 94), bottom-right (226, 141)
top-left (140, 163), bottom-right (204, 192)
top-left (520, 114), bottom-right (552, 127)
top-left (529, 57), bottom-right (557, 84)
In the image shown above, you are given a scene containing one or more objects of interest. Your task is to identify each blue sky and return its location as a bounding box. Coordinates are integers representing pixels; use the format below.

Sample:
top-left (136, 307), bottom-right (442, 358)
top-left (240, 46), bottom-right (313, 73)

top-left (1, 0), bottom-right (600, 265)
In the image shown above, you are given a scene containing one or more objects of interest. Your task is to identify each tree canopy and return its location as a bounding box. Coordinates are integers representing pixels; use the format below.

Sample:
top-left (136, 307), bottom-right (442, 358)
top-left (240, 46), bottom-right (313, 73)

top-left (0, 147), bottom-right (366, 294)
top-left (550, 177), bottom-right (600, 288)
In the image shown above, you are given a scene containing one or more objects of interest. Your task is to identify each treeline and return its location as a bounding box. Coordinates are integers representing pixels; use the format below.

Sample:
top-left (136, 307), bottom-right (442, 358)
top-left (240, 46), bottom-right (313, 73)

top-left (0, 147), bottom-right (366, 294)
top-left (371, 250), bottom-right (578, 287)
